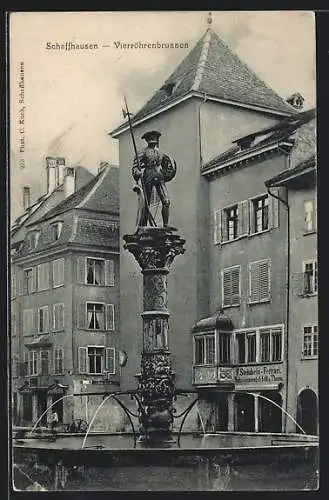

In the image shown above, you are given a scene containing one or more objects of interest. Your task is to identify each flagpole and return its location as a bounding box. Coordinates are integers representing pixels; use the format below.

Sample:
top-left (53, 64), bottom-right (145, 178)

top-left (123, 96), bottom-right (156, 227)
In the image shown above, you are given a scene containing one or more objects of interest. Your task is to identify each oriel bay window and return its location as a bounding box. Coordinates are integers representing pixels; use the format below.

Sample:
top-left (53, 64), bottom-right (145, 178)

top-left (194, 334), bottom-right (215, 365)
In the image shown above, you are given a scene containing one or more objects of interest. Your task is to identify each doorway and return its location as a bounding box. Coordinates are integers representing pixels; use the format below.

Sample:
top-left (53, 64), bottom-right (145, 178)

top-left (235, 393), bottom-right (254, 431)
top-left (37, 390), bottom-right (48, 426)
top-left (297, 389), bottom-right (318, 435)
top-left (51, 394), bottom-right (64, 423)
top-left (22, 393), bottom-right (33, 422)
top-left (259, 391), bottom-right (282, 432)
top-left (214, 393), bottom-right (228, 431)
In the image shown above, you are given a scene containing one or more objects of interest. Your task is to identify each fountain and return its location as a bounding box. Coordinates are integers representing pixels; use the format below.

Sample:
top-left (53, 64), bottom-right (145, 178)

top-left (12, 129), bottom-right (319, 491)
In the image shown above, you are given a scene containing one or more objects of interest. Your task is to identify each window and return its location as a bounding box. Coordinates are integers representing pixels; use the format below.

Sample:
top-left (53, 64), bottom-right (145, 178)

top-left (53, 303), bottom-right (65, 331)
top-left (23, 267), bottom-right (36, 294)
top-left (26, 231), bottom-right (40, 251)
top-left (303, 261), bottom-right (317, 295)
top-left (225, 205), bottom-right (238, 241)
top-left (40, 350), bottom-right (49, 375)
top-left (53, 258), bottom-right (65, 287)
top-left (28, 351), bottom-right (38, 376)
top-left (50, 222), bottom-right (63, 241)
top-left (303, 326), bottom-right (318, 357)
top-left (251, 195), bottom-right (269, 233)
top-left (247, 332), bottom-right (257, 363)
top-left (54, 348), bottom-right (64, 374)
top-left (23, 309), bottom-right (34, 335)
top-left (37, 263), bottom-right (50, 291)
top-left (304, 200), bottom-right (316, 233)
top-left (11, 304), bottom-right (17, 336)
top-left (23, 186), bottom-right (31, 210)
top-left (249, 259), bottom-right (271, 304)
top-left (11, 273), bottom-right (16, 299)
top-left (235, 326), bottom-right (283, 364)
top-left (194, 335), bottom-right (215, 365)
top-left (77, 257), bottom-right (114, 286)
top-left (78, 302), bottom-right (114, 331)
top-left (218, 333), bottom-right (231, 364)
top-left (222, 266), bottom-right (240, 307)
top-left (38, 306), bottom-right (49, 333)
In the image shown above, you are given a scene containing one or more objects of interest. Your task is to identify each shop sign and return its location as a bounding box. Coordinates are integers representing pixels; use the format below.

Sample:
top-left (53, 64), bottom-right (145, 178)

top-left (235, 364), bottom-right (284, 384)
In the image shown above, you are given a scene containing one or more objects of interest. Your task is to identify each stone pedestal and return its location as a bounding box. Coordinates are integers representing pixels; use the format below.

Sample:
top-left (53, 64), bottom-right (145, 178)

top-left (123, 227), bottom-right (185, 445)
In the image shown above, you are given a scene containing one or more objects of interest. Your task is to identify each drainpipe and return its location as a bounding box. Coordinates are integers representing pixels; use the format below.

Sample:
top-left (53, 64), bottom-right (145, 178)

top-left (267, 184), bottom-right (290, 432)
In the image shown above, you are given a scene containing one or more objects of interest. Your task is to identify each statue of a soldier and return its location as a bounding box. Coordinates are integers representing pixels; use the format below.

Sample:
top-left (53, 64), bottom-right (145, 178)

top-left (132, 131), bottom-right (177, 228)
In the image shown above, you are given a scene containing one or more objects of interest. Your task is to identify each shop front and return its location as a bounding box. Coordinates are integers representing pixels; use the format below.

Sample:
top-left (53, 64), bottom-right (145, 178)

top-left (234, 364), bottom-right (284, 433)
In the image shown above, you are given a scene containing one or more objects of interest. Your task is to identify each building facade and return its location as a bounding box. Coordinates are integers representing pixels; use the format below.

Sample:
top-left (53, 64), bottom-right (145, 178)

top-left (11, 162), bottom-right (122, 431)
top-left (110, 23), bottom-right (317, 433)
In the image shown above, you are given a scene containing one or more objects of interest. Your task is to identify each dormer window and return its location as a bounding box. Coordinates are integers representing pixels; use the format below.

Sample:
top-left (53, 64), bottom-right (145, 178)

top-left (50, 222), bottom-right (63, 241)
top-left (26, 231), bottom-right (40, 251)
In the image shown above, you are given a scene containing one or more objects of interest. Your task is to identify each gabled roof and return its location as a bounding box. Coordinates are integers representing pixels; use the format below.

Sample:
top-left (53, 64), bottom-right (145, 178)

top-left (202, 108), bottom-right (315, 173)
top-left (111, 27), bottom-right (294, 136)
top-left (34, 165), bottom-right (119, 223)
top-left (265, 155), bottom-right (315, 188)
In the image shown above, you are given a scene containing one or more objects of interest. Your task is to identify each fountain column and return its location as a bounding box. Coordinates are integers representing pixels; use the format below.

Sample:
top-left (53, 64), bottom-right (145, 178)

top-left (123, 226), bottom-right (185, 445)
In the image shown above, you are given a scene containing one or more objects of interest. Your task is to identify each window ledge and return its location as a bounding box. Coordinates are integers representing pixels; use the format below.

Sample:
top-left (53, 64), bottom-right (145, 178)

top-left (248, 298), bottom-right (271, 305)
top-left (299, 292), bottom-right (317, 298)
top-left (222, 304), bottom-right (240, 309)
top-left (53, 284), bottom-right (64, 289)
top-left (248, 228), bottom-right (271, 238)
top-left (53, 328), bottom-right (65, 333)
top-left (303, 230), bottom-right (317, 236)
top-left (301, 356), bottom-right (318, 361)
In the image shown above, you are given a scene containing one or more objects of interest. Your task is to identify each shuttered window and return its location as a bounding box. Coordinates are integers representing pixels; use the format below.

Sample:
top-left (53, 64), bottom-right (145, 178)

top-left (53, 303), bottom-right (65, 331)
top-left (78, 347), bottom-right (87, 374)
top-left (22, 309), bottom-right (35, 335)
top-left (28, 351), bottom-right (39, 375)
top-left (54, 348), bottom-right (64, 374)
top-left (40, 350), bottom-right (49, 375)
top-left (23, 267), bottom-right (37, 295)
top-left (38, 306), bottom-right (49, 333)
top-left (222, 266), bottom-right (240, 307)
top-left (106, 347), bottom-right (115, 374)
top-left (249, 259), bottom-right (271, 304)
top-left (37, 263), bottom-right (50, 291)
top-left (11, 273), bottom-right (16, 299)
top-left (78, 303), bottom-right (114, 331)
top-left (53, 258), bottom-right (65, 287)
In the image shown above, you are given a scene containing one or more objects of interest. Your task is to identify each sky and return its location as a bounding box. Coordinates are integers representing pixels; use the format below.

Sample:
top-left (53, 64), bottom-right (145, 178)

top-left (9, 11), bottom-right (316, 207)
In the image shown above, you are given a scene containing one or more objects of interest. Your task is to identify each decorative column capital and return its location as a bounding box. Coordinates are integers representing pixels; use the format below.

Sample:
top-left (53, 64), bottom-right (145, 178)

top-left (123, 227), bottom-right (185, 271)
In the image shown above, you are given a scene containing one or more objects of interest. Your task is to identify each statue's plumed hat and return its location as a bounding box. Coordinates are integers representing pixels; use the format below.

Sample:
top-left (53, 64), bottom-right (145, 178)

top-left (141, 130), bottom-right (161, 143)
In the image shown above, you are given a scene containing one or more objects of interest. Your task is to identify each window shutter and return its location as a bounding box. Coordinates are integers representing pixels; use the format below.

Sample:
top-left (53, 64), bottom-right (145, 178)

top-left (78, 347), bottom-right (87, 374)
top-left (11, 273), bottom-right (16, 299)
top-left (59, 304), bottom-right (65, 330)
top-left (105, 304), bottom-right (114, 331)
top-left (213, 211), bottom-right (221, 244)
top-left (18, 270), bottom-right (24, 295)
top-left (231, 267), bottom-right (240, 305)
top-left (222, 270), bottom-right (231, 307)
top-left (106, 348), bottom-right (115, 374)
top-left (105, 260), bottom-right (115, 286)
top-left (44, 263), bottom-right (50, 289)
top-left (77, 303), bottom-right (86, 329)
top-left (77, 257), bottom-right (86, 284)
top-left (238, 201), bottom-right (249, 237)
top-left (31, 267), bottom-right (37, 293)
top-left (44, 306), bottom-right (49, 332)
top-left (53, 258), bottom-right (65, 287)
top-left (249, 260), bottom-right (270, 303)
top-left (269, 189), bottom-right (279, 228)
top-left (311, 198), bottom-right (317, 231)
top-left (221, 210), bottom-right (228, 242)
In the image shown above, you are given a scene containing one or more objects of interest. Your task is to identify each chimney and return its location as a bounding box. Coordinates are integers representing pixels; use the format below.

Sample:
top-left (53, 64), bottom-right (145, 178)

top-left (22, 186), bottom-right (31, 210)
top-left (45, 157), bottom-right (66, 194)
top-left (64, 166), bottom-right (75, 198)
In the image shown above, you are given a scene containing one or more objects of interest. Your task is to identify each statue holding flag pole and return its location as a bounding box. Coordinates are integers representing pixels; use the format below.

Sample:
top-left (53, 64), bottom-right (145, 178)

top-left (123, 97), bottom-right (177, 230)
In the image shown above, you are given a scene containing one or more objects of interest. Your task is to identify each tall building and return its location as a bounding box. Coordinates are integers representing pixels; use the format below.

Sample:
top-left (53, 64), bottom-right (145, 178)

top-left (265, 115), bottom-right (317, 435)
top-left (11, 161), bottom-right (122, 431)
top-left (111, 22), bottom-right (316, 432)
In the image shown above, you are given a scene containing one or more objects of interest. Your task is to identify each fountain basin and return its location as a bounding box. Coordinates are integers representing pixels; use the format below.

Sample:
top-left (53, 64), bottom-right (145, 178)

top-left (13, 433), bottom-right (319, 491)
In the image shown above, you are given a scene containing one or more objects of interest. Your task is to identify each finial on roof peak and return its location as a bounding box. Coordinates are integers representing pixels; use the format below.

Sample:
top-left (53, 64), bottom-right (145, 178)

top-left (207, 11), bottom-right (212, 27)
